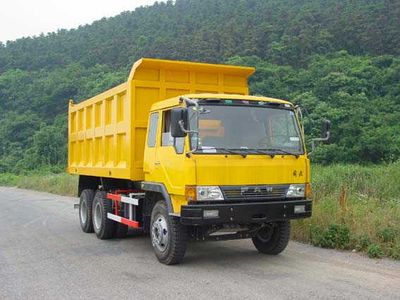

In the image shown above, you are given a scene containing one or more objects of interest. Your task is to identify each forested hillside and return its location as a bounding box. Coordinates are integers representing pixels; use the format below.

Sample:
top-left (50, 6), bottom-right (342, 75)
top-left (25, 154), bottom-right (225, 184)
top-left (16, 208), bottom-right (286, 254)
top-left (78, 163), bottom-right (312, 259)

top-left (0, 0), bottom-right (399, 173)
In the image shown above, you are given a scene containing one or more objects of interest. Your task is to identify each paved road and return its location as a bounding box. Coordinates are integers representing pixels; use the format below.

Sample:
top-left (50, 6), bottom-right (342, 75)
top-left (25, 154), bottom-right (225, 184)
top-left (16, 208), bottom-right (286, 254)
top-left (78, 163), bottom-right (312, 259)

top-left (1, 187), bottom-right (399, 300)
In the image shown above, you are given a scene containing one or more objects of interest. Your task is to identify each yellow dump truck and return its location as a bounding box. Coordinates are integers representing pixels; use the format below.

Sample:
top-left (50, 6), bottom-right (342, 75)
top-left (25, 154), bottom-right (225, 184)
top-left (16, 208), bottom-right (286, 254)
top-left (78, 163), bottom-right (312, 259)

top-left (69, 58), bottom-right (324, 265)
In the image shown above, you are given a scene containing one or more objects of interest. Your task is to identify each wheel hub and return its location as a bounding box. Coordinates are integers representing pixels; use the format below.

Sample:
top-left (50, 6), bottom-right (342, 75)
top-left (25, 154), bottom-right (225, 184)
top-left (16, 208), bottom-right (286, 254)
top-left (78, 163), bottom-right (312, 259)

top-left (256, 224), bottom-right (274, 243)
top-left (151, 214), bottom-right (169, 252)
top-left (93, 202), bottom-right (102, 231)
top-left (80, 199), bottom-right (87, 224)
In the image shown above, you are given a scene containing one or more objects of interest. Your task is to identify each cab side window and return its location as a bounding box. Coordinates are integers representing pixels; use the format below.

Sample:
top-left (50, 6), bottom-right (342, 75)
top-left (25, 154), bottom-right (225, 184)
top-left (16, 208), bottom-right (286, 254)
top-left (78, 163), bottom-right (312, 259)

top-left (147, 112), bottom-right (158, 147)
top-left (162, 110), bottom-right (173, 146)
top-left (162, 110), bottom-right (184, 154)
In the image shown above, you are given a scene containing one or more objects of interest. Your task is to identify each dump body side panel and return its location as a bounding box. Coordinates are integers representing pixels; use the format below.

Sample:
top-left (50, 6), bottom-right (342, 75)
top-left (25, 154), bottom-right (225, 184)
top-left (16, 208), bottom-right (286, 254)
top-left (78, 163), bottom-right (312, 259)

top-left (68, 83), bottom-right (131, 179)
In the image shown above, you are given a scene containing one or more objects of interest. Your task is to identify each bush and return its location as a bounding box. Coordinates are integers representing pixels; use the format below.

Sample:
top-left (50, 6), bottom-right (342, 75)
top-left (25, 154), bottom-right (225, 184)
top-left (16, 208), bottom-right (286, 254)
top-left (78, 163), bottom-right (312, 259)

top-left (354, 234), bottom-right (372, 251)
top-left (0, 173), bottom-right (19, 185)
top-left (388, 244), bottom-right (400, 260)
top-left (311, 223), bottom-right (350, 249)
top-left (367, 244), bottom-right (383, 258)
top-left (378, 228), bottom-right (396, 243)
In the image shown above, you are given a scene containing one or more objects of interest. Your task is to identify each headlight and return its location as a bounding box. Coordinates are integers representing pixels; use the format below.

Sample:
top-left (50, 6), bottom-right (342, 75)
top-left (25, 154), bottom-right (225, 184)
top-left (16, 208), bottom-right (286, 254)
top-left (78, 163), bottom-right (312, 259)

top-left (286, 184), bottom-right (306, 198)
top-left (185, 186), bottom-right (224, 201)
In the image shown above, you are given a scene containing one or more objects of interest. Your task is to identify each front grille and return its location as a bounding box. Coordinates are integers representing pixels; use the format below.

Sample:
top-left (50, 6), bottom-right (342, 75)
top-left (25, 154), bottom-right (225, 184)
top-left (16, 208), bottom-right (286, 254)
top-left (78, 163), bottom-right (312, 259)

top-left (220, 185), bottom-right (288, 200)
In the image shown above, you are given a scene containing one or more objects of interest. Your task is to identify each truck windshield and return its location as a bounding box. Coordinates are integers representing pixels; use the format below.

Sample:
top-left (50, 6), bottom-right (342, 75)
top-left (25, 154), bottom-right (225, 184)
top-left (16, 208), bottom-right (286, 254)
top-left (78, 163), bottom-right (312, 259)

top-left (188, 103), bottom-right (304, 155)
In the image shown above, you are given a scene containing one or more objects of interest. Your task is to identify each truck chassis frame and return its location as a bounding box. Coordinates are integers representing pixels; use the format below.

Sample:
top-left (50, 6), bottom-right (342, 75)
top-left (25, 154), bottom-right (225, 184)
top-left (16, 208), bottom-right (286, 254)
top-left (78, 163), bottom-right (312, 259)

top-left (106, 190), bottom-right (144, 229)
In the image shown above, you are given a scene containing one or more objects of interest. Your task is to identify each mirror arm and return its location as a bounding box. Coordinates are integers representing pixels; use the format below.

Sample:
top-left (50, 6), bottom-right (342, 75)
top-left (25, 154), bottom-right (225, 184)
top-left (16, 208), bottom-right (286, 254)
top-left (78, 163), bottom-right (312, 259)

top-left (180, 96), bottom-right (199, 110)
top-left (178, 120), bottom-right (198, 134)
top-left (178, 120), bottom-right (199, 158)
top-left (294, 105), bottom-right (303, 120)
top-left (294, 105), bottom-right (305, 137)
top-left (178, 97), bottom-right (200, 134)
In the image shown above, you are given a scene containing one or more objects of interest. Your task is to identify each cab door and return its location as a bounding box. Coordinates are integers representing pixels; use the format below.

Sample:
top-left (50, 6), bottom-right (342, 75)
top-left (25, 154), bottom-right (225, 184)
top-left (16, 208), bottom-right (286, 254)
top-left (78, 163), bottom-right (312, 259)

top-left (155, 109), bottom-right (187, 196)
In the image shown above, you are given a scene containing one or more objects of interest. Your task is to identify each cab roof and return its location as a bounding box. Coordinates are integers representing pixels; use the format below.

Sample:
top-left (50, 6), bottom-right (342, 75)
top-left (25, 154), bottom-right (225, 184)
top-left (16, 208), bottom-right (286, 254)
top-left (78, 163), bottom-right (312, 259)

top-left (150, 93), bottom-right (293, 111)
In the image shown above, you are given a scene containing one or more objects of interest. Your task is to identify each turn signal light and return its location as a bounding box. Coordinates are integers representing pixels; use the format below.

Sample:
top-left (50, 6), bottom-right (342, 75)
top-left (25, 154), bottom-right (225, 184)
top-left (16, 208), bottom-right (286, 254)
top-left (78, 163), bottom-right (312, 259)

top-left (305, 183), bottom-right (312, 199)
top-left (185, 186), bottom-right (197, 201)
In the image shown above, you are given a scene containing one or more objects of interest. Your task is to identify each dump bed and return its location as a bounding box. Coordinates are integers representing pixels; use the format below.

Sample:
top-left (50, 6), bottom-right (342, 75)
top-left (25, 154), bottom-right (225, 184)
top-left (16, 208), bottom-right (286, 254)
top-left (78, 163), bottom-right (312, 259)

top-left (68, 58), bottom-right (255, 181)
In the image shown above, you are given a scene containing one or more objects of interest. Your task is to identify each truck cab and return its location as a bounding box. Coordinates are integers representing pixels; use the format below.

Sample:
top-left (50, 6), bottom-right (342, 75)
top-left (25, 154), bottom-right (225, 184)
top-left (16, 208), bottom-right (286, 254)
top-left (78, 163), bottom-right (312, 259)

top-left (141, 93), bottom-right (312, 263)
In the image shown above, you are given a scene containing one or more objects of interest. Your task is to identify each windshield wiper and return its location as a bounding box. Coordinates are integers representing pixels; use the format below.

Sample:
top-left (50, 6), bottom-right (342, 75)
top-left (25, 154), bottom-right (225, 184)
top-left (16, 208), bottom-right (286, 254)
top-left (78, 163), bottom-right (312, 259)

top-left (241, 148), bottom-right (276, 158)
top-left (263, 148), bottom-right (300, 158)
top-left (235, 148), bottom-right (299, 158)
top-left (201, 147), bottom-right (299, 158)
top-left (213, 148), bottom-right (247, 158)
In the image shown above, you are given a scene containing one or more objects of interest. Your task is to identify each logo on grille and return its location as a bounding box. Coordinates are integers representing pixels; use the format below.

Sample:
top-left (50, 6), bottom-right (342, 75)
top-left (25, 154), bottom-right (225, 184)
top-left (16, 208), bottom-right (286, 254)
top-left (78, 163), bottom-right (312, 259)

top-left (241, 186), bottom-right (273, 195)
top-left (265, 186), bottom-right (273, 193)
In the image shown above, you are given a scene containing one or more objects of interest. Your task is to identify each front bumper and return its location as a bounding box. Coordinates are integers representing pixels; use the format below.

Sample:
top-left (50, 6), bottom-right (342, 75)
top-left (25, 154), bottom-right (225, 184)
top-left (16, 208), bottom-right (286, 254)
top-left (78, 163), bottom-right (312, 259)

top-left (180, 199), bottom-right (312, 225)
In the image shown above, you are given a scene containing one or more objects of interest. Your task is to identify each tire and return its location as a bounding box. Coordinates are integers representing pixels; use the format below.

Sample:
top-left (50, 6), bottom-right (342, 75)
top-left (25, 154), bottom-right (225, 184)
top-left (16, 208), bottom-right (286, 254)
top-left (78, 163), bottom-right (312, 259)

top-left (150, 201), bottom-right (187, 265)
top-left (92, 191), bottom-right (116, 239)
top-left (79, 189), bottom-right (95, 233)
top-left (252, 221), bottom-right (291, 255)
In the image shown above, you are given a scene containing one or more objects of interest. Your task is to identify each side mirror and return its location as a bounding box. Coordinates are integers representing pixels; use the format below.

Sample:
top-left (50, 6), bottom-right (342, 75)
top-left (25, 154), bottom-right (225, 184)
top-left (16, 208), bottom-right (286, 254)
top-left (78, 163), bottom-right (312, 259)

top-left (310, 119), bottom-right (331, 152)
top-left (322, 119), bottom-right (331, 137)
top-left (171, 107), bottom-right (188, 138)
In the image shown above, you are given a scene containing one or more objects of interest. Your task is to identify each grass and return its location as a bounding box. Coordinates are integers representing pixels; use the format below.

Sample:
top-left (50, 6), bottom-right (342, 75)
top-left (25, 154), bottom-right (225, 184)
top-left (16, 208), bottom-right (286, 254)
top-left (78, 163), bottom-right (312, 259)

top-left (0, 172), bottom-right (77, 196)
top-left (1, 163), bottom-right (399, 260)
top-left (291, 162), bottom-right (400, 260)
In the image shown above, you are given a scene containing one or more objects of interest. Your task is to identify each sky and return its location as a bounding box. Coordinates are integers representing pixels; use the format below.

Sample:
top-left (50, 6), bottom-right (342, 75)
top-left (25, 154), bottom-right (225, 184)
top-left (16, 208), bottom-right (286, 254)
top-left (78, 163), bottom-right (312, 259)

top-left (0, 0), bottom-right (161, 43)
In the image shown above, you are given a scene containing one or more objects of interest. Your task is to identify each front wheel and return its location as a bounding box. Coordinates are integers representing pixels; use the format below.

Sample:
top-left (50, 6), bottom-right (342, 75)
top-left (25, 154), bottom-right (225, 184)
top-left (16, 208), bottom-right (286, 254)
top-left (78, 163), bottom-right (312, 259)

top-left (252, 221), bottom-right (291, 255)
top-left (150, 201), bottom-right (187, 265)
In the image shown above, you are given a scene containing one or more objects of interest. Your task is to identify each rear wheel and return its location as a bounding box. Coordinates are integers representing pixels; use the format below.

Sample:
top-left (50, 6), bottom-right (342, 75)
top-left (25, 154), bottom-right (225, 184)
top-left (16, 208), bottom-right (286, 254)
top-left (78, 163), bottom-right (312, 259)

top-left (92, 191), bottom-right (116, 239)
top-left (79, 189), bottom-right (95, 233)
top-left (252, 221), bottom-right (291, 255)
top-left (150, 201), bottom-right (187, 265)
